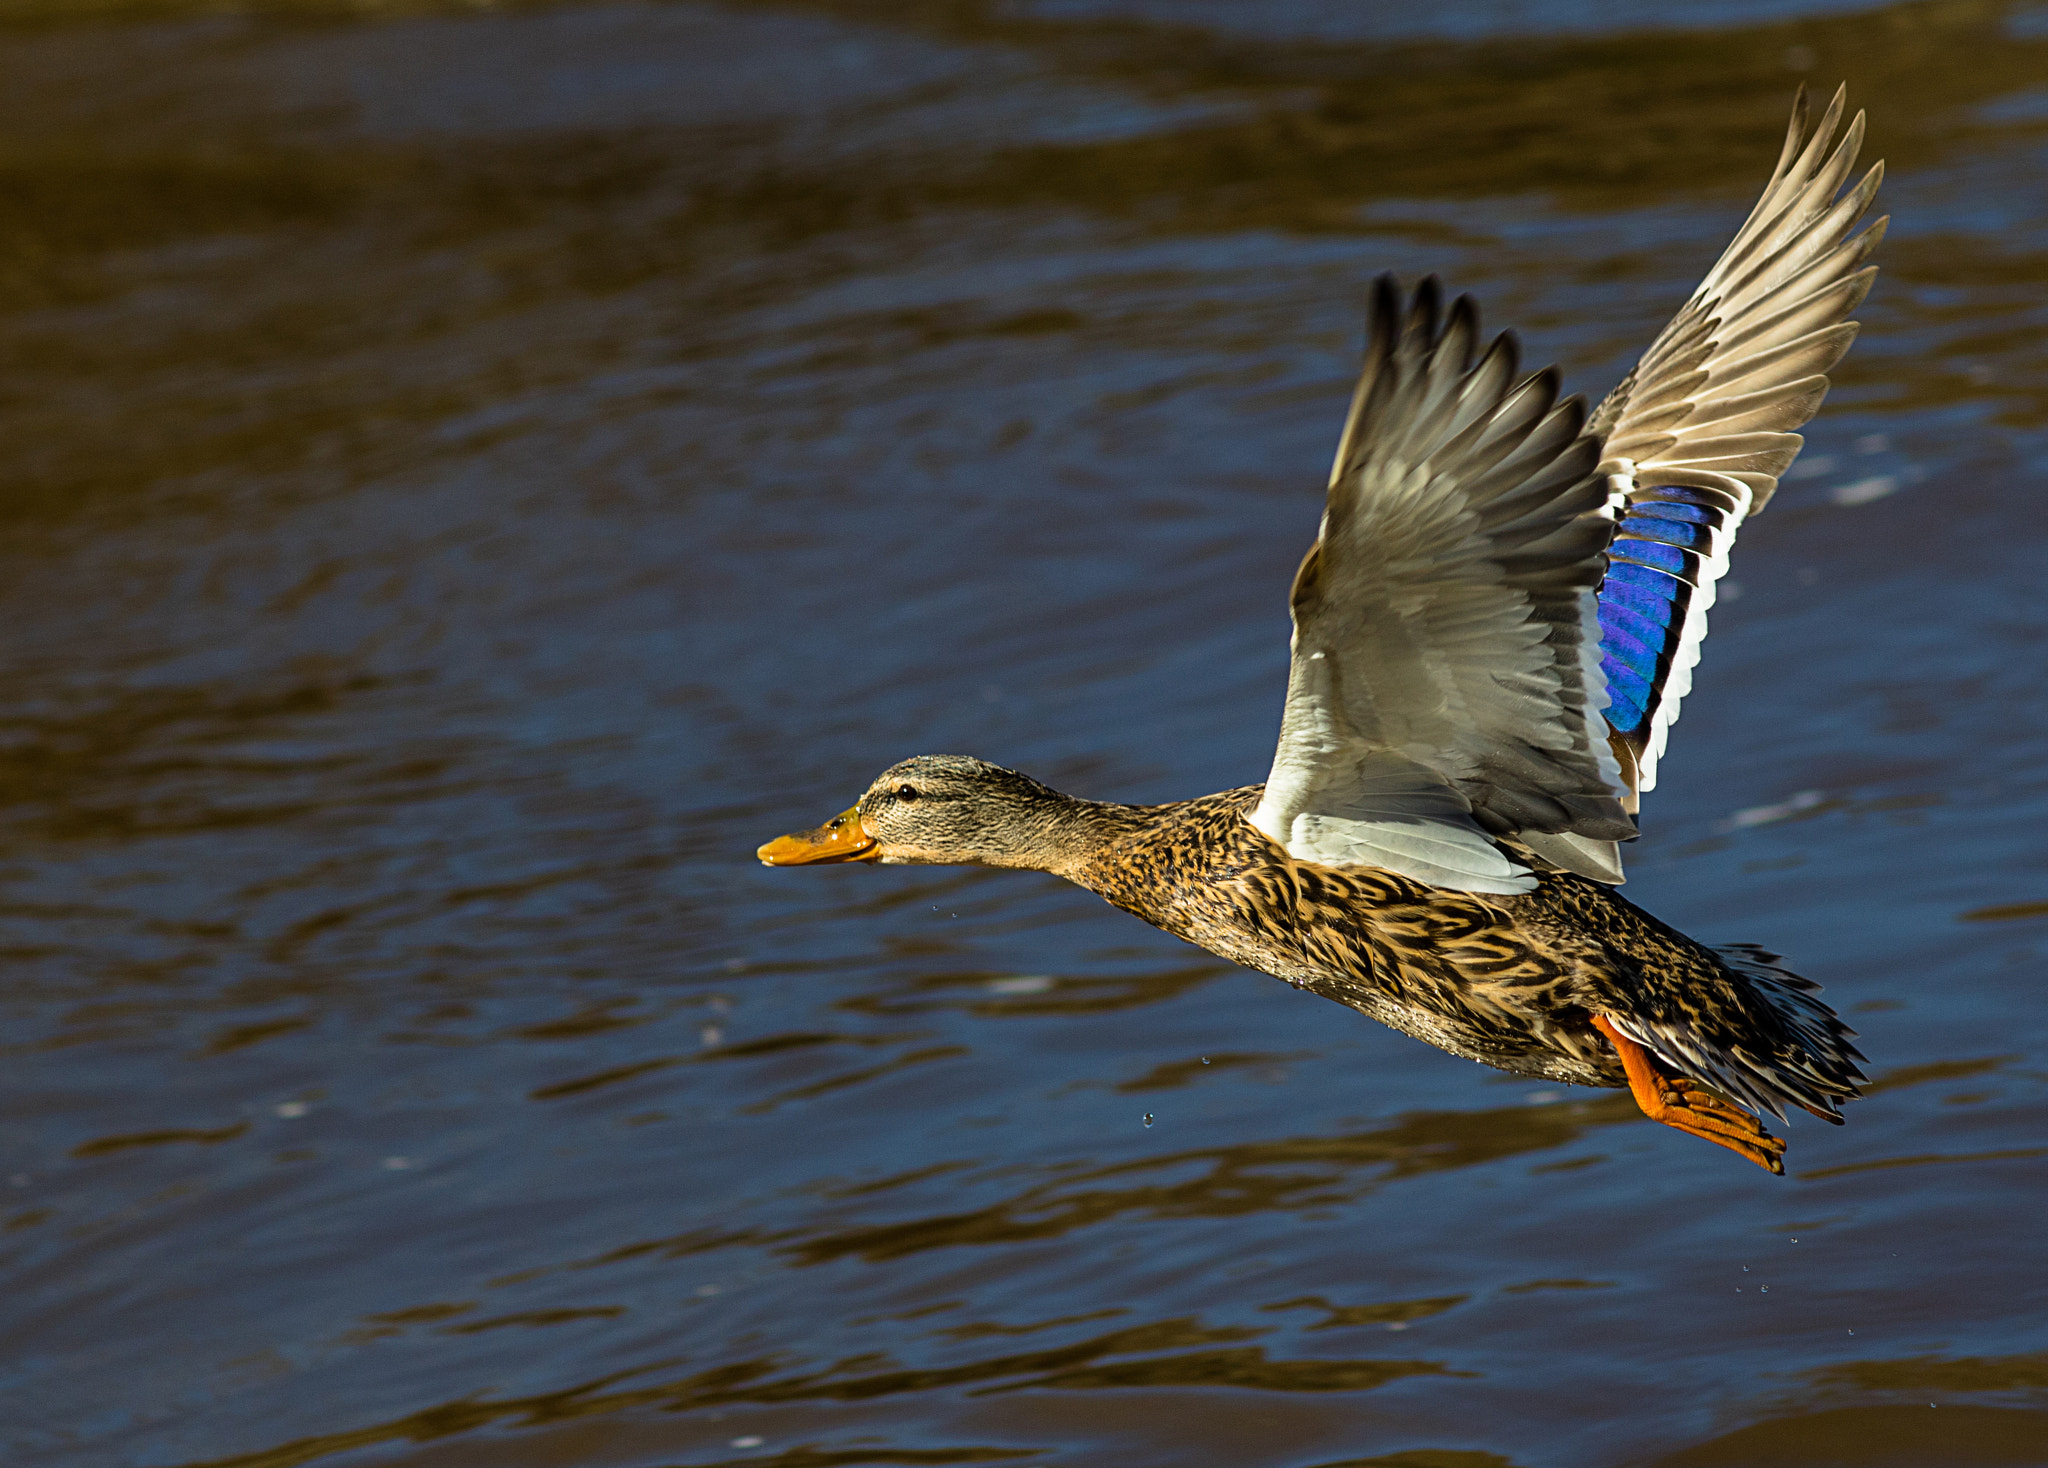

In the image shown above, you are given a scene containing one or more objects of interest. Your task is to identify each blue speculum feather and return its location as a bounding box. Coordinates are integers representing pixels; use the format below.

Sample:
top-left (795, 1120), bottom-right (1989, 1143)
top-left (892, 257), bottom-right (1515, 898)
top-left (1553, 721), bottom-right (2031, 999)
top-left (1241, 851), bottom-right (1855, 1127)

top-left (1609, 538), bottom-right (1691, 575)
top-left (1627, 500), bottom-right (1717, 525)
top-left (1596, 486), bottom-right (1734, 741)
top-left (1618, 514), bottom-right (1714, 552)
top-left (1599, 560), bottom-right (1692, 738)
top-left (1600, 617), bottom-right (1664, 668)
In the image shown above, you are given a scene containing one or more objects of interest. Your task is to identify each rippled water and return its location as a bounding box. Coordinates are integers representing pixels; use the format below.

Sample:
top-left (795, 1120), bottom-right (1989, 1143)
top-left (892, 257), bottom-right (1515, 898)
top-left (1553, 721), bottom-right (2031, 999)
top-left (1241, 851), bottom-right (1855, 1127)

top-left (3, 2), bottom-right (2047, 1464)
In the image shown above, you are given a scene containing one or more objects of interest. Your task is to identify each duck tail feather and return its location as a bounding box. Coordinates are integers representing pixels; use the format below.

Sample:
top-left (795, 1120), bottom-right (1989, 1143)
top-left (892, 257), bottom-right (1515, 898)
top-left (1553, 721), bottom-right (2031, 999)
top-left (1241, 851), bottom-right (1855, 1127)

top-left (1608, 944), bottom-right (1866, 1126)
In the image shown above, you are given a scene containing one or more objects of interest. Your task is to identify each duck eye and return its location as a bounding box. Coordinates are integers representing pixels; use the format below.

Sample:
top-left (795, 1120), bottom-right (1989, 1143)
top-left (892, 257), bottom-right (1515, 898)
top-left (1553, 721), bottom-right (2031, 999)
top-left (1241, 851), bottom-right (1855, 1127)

top-left (895, 784), bottom-right (918, 802)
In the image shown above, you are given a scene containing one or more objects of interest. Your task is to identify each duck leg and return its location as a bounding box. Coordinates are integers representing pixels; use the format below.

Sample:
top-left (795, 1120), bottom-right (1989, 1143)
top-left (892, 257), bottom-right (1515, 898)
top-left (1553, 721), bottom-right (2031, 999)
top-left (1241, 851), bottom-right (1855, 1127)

top-left (1592, 1015), bottom-right (1786, 1174)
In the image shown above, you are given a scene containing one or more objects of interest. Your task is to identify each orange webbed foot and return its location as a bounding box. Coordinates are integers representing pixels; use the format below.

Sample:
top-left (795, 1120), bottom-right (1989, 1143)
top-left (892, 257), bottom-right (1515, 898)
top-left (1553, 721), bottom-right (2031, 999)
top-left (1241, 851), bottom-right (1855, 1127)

top-left (1593, 1015), bottom-right (1786, 1174)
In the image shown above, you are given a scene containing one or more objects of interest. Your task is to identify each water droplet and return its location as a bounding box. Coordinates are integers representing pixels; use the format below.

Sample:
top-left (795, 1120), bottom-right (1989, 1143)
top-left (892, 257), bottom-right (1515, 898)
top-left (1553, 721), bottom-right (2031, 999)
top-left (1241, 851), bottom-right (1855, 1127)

top-left (1848, 1329), bottom-right (1855, 1335)
top-left (1759, 1286), bottom-right (1769, 1293)
top-left (1790, 1238), bottom-right (1798, 1243)
top-left (1201, 1057), bottom-right (1210, 1065)
top-left (1142, 1113), bottom-right (1154, 1128)
top-left (1742, 1266), bottom-right (1749, 1272)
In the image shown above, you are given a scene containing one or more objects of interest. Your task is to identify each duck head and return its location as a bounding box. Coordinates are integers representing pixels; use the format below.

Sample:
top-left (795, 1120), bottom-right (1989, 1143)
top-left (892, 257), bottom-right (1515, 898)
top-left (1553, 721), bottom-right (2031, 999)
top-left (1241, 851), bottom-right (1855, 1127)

top-left (757, 754), bottom-right (1087, 872)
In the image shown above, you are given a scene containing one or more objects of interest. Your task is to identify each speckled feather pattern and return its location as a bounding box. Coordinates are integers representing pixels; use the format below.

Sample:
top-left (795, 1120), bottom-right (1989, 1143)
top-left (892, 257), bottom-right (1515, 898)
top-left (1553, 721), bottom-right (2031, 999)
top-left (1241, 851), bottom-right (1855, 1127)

top-left (1073, 786), bottom-right (1864, 1113)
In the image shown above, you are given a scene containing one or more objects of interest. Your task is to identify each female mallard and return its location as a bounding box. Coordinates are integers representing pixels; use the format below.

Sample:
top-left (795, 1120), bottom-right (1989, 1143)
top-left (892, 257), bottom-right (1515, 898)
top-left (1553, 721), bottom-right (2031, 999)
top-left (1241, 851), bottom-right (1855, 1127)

top-left (760, 89), bottom-right (1881, 1173)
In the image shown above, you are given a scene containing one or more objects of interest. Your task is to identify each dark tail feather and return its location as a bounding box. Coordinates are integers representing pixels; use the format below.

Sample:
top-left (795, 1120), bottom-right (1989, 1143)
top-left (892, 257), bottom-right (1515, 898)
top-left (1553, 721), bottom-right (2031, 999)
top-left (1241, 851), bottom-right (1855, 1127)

top-left (1608, 943), bottom-right (1866, 1125)
top-left (1712, 943), bottom-right (1867, 1123)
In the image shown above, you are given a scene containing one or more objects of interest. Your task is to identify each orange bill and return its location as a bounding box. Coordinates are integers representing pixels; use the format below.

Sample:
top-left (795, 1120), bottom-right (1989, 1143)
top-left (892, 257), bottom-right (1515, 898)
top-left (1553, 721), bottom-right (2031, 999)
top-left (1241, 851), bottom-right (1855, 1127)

top-left (757, 805), bottom-right (879, 866)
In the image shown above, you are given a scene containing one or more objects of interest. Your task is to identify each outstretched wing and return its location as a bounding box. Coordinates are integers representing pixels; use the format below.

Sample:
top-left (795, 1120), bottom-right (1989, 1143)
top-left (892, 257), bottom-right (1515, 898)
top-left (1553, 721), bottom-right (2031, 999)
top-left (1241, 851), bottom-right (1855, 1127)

top-left (1593, 86), bottom-right (1885, 803)
top-left (1250, 89), bottom-right (1882, 894)
top-left (1249, 277), bottom-right (1633, 896)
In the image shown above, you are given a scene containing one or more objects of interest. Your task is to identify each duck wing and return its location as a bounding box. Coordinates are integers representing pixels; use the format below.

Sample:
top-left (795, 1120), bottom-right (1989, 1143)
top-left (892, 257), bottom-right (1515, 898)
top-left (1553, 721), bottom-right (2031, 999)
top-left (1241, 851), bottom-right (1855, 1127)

top-left (1250, 91), bottom-right (1883, 896)
top-left (1250, 275), bottom-right (1631, 896)
top-left (1591, 85), bottom-right (1884, 808)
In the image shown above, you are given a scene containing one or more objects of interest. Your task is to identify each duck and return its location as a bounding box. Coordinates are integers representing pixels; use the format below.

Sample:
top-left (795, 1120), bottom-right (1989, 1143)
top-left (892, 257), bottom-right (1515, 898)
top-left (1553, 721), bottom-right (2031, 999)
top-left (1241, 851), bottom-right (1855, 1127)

top-left (759, 87), bottom-right (1881, 1174)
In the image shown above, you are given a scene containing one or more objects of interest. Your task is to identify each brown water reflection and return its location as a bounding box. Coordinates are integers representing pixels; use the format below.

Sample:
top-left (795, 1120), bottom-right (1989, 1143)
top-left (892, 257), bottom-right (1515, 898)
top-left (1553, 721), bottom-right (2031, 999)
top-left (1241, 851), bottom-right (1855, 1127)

top-left (188, 1316), bottom-right (1459, 1467)
top-left (784, 1095), bottom-right (1646, 1266)
top-left (3, 1), bottom-right (2048, 1465)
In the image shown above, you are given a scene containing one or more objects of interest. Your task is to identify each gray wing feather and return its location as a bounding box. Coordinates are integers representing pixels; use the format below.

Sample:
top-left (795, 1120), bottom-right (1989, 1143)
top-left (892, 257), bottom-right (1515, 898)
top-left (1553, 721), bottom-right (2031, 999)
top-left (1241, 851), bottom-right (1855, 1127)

top-left (1251, 278), bottom-right (1632, 895)
top-left (1252, 89), bottom-right (1881, 892)
top-left (1591, 86), bottom-right (1884, 801)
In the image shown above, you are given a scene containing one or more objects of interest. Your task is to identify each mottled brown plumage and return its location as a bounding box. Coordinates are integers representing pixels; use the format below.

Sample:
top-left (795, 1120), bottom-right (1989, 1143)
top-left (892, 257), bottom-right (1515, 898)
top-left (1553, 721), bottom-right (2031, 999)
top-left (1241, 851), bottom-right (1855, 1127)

top-left (1071, 783), bottom-right (1855, 1111)
top-left (760, 757), bottom-right (1865, 1173)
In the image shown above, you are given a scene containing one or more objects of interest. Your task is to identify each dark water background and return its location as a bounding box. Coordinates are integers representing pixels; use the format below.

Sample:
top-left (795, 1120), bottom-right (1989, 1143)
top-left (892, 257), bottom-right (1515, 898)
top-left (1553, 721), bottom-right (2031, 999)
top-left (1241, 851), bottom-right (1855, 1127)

top-left (2, 1), bottom-right (2047, 1464)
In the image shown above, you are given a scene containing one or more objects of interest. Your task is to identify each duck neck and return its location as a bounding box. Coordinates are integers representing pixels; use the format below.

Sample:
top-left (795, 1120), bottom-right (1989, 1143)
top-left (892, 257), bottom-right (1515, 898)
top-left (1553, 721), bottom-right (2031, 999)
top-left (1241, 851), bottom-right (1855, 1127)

top-left (998, 796), bottom-right (1152, 884)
